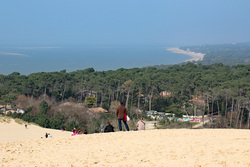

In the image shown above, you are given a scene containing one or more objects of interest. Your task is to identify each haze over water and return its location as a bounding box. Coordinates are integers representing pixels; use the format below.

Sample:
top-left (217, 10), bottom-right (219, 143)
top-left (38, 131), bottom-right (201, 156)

top-left (1, 1), bottom-right (250, 75)
top-left (0, 46), bottom-right (190, 75)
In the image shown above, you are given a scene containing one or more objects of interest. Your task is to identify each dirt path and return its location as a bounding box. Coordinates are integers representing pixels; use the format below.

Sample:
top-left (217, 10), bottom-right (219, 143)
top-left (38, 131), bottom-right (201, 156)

top-left (144, 121), bottom-right (158, 130)
top-left (192, 119), bottom-right (210, 128)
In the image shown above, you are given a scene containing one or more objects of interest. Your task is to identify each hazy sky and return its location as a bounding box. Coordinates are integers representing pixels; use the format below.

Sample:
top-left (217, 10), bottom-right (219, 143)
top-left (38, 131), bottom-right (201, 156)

top-left (1, 0), bottom-right (250, 47)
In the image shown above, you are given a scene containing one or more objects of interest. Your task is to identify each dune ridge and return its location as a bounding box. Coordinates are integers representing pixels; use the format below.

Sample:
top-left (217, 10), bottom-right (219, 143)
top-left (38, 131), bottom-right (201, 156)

top-left (1, 117), bottom-right (250, 166)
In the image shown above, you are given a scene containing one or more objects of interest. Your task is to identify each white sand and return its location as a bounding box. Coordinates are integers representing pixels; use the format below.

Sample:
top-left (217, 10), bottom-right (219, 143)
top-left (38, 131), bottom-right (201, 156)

top-left (167, 47), bottom-right (205, 62)
top-left (1, 117), bottom-right (250, 166)
top-left (0, 117), bottom-right (71, 142)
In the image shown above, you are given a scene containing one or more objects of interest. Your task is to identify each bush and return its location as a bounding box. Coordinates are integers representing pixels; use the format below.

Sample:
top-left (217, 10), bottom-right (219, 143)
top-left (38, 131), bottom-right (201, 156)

top-left (84, 97), bottom-right (96, 108)
top-left (66, 121), bottom-right (79, 131)
top-left (22, 114), bottom-right (34, 122)
top-left (35, 114), bottom-right (50, 128)
top-left (40, 100), bottom-right (49, 115)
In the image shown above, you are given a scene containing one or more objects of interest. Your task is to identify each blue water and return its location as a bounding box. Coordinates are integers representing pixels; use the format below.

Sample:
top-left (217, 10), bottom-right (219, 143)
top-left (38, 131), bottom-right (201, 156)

top-left (0, 46), bottom-right (190, 75)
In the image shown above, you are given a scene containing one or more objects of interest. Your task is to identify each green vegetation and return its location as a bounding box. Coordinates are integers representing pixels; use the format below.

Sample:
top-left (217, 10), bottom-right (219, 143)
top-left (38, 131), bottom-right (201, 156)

top-left (85, 97), bottom-right (96, 108)
top-left (0, 62), bottom-right (250, 131)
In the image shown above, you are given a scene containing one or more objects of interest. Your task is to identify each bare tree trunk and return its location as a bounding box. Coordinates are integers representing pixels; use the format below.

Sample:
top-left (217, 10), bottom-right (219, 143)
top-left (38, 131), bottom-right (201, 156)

top-left (44, 86), bottom-right (47, 100)
top-left (240, 107), bottom-right (244, 129)
top-left (247, 107), bottom-right (250, 129)
top-left (203, 103), bottom-right (205, 126)
top-left (121, 93), bottom-right (125, 104)
top-left (112, 90), bottom-right (115, 101)
top-left (80, 89), bottom-right (83, 102)
top-left (116, 90), bottom-right (119, 101)
top-left (125, 89), bottom-right (130, 109)
top-left (4, 104), bottom-right (6, 114)
top-left (217, 98), bottom-right (220, 116)
top-left (137, 87), bottom-right (141, 109)
top-left (116, 81), bottom-right (120, 101)
top-left (100, 92), bottom-right (103, 107)
top-left (115, 89), bottom-right (118, 101)
top-left (236, 101), bottom-right (240, 129)
top-left (194, 102), bottom-right (197, 117)
top-left (130, 91), bottom-right (134, 110)
top-left (206, 94), bottom-right (210, 126)
top-left (148, 87), bottom-right (154, 111)
top-left (230, 99), bottom-right (234, 128)
top-left (108, 93), bottom-right (111, 108)
top-left (216, 97), bottom-right (221, 127)
top-left (225, 94), bottom-right (228, 118)
top-left (95, 92), bottom-right (98, 107)
top-left (211, 97), bottom-right (214, 128)
top-left (149, 96), bottom-right (152, 111)
top-left (61, 82), bottom-right (67, 102)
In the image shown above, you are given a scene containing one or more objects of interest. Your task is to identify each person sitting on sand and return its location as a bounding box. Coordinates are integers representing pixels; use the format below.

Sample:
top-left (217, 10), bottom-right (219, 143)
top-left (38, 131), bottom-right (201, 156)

top-left (84, 130), bottom-right (87, 135)
top-left (100, 124), bottom-right (105, 133)
top-left (45, 133), bottom-right (52, 138)
top-left (136, 118), bottom-right (145, 131)
top-left (78, 129), bottom-right (82, 134)
top-left (47, 133), bottom-right (52, 138)
top-left (104, 122), bottom-right (114, 133)
top-left (72, 128), bottom-right (78, 136)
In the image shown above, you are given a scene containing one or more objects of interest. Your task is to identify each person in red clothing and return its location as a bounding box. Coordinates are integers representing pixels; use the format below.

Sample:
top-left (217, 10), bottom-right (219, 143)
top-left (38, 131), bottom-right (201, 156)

top-left (116, 102), bottom-right (129, 131)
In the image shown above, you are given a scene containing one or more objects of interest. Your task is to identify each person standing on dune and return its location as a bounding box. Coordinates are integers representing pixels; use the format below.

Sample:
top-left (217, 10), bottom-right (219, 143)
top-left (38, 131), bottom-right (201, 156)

top-left (116, 102), bottom-right (129, 131)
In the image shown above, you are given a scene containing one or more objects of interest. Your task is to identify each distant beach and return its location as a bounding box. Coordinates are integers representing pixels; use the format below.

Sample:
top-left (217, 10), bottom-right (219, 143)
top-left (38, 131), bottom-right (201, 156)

top-left (167, 47), bottom-right (205, 62)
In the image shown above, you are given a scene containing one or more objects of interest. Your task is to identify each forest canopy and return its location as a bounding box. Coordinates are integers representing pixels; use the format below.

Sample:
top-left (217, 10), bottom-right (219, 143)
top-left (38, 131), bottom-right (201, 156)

top-left (0, 63), bottom-right (250, 131)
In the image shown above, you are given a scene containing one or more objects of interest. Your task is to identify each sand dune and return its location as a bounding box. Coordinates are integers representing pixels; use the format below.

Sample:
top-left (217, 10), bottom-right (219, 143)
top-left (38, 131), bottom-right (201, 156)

top-left (0, 117), bottom-right (71, 143)
top-left (1, 117), bottom-right (250, 166)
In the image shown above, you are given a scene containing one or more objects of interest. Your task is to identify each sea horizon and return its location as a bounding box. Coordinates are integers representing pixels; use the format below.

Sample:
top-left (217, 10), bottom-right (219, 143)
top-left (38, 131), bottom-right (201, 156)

top-left (0, 45), bottom-right (191, 75)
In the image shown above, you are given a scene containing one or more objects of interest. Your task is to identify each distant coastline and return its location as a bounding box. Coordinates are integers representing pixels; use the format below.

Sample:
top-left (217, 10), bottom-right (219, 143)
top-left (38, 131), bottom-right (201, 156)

top-left (167, 47), bottom-right (205, 62)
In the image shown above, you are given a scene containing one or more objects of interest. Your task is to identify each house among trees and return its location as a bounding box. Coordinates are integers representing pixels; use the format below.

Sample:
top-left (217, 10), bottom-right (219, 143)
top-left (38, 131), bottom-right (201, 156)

top-left (77, 90), bottom-right (97, 98)
top-left (160, 91), bottom-right (172, 98)
top-left (188, 95), bottom-right (205, 105)
top-left (147, 110), bottom-right (165, 120)
top-left (0, 104), bottom-right (12, 113)
top-left (0, 104), bottom-right (25, 115)
top-left (17, 109), bottom-right (25, 114)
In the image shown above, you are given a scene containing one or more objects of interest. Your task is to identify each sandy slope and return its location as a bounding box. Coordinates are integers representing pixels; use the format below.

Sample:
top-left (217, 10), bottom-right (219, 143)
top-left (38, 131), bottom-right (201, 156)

top-left (0, 117), bottom-right (71, 142)
top-left (1, 118), bottom-right (250, 167)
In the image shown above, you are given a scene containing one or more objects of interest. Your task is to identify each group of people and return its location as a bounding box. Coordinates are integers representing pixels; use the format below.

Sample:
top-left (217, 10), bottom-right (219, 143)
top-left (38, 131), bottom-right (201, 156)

top-left (103, 101), bottom-right (145, 132)
top-left (45, 132), bottom-right (52, 138)
top-left (30, 102), bottom-right (146, 140)
top-left (72, 128), bottom-right (87, 136)
top-left (116, 101), bottom-right (146, 131)
top-left (71, 101), bottom-right (145, 135)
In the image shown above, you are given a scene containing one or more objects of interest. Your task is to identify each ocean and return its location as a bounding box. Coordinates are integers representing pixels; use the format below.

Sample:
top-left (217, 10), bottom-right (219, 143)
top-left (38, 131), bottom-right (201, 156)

top-left (0, 46), bottom-right (190, 75)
